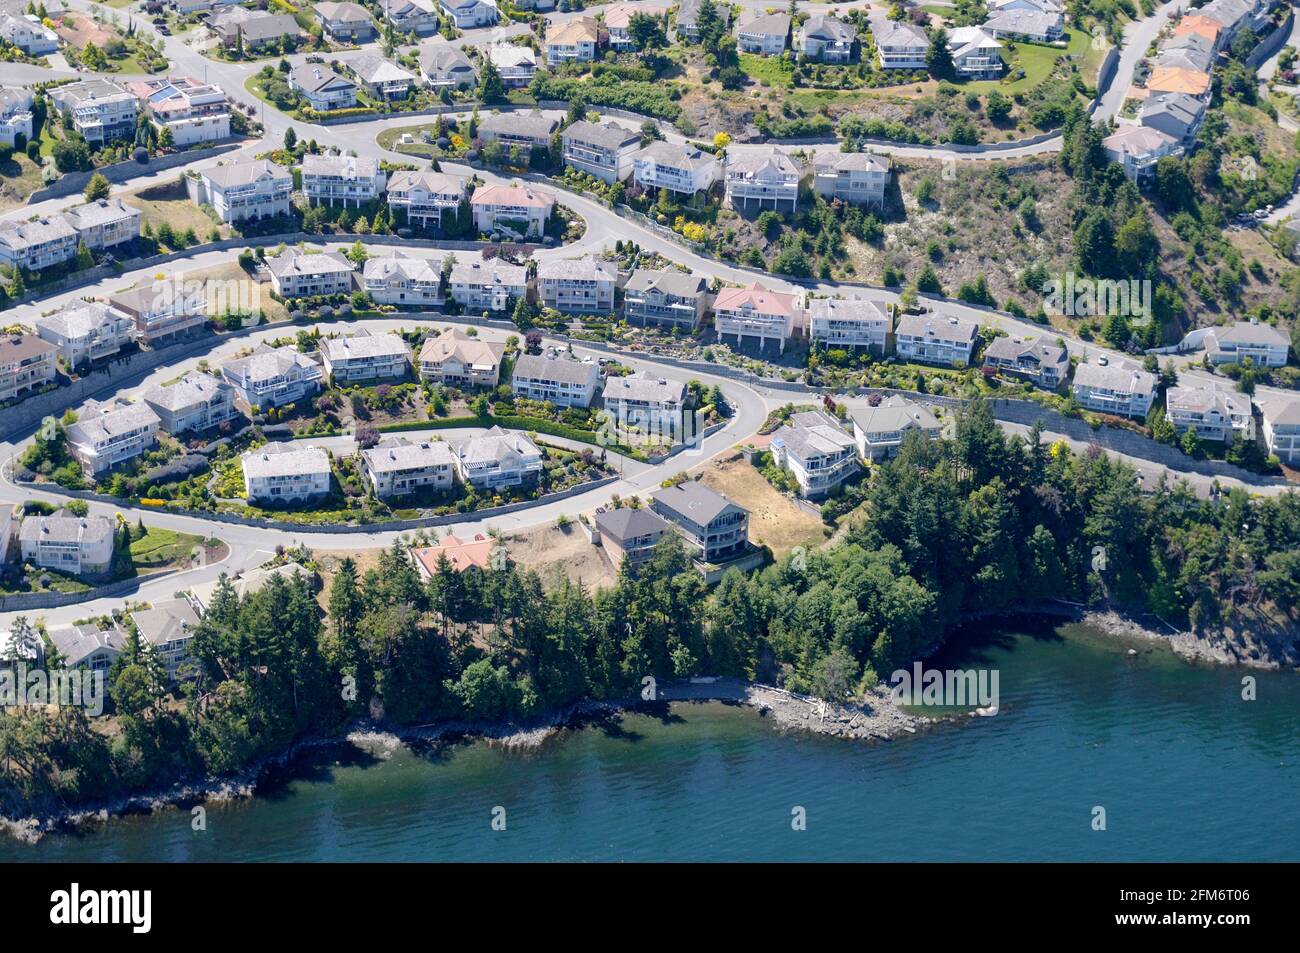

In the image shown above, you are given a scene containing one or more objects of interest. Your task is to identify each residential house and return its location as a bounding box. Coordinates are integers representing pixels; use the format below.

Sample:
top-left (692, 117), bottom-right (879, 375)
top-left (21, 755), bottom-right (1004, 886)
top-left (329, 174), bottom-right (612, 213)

top-left (736, 12), bottom-right (790, 54)
top-left (449, 257), bottom-right (527, 312)
top-left (562, 120), bottom-right (642, 183)
top-left (0, 13), bottom-right (58, 54)
top-left (769, 409), bottom-right (860, 498)
top-left (1204, 320), bottom-right (1291, 367)
top-left (675, 0), bottom-right (730, 42)
top-left (129, 600), bottom-right (201, 680)
top-left (1200, 0), bottom-right (1255, 47)
top-left (470, 181), bottom-right (555, 238)
top-left (454, 426), bottom-right (544, 488)
top-left (1071, 359), bottom-right (1157, 419)
top-left (1173, 14), bottom-right (1225, 53)
top-left (850, 394), bottom-right (942, 460)
top-left (416, 43), bottom-right (476, 91)
top-left (410, 533), bottom-right (497, 576)
top-left (0, 86), bottom-right (33, 148)
top-left (894, 313), bottom-right (979, 367)
top-left (605, 2), bottom-right (668, 50)
top-left (349, 53), bottom-right (418, 100)
top-left (265, 249), bottom-right (355, 299)
top-left (384, 0), bottom-right (439, 34)
top-left (1146, 65), bottom-right (1212, 98)
top-left (799, 15), bottom-right (856, 62)
top-left (487, 43), bottom-right (537, 87)
top-left (622, 268), bottom-right (710, 330)
top-left (60, 198), bottom-right (142, 251)
top-left (812, 150), bottom-right (891, 207)
top-left (0, 216), bottom-right (77, 271)
top-left (289, 65), bottom-right (358, 111)
top-left (108, 282), bottom-right (207, 345)
top-left (650, 481), bottom-right (749, 563)
top-left (632, 140), bottom-right (721, 197)
top-left (477, 111), bottom-right (559, 152)
top-left (808, 297), bottom-right (890, 353)
top-left (712, 281), bottom-right (801, 353)
top-left (212, 11), bottom-right (301, 51)
top-left (1260, 395), bottom-right (1300, 464)
top-left (142, 372), bottom-right (240, 434)
top-left (1156, 38), bottom-right (1216, 74)
top-left (301, 153), bottom-right (387, 207)
top-left (18, 513), bottom-right (117, 577)
top-left (241, 442), bottom-right (331, 504)
top-left (222, 344), bottom-right (324, 409)
top-left (595, 506), bottom-right (671, 567)
top-left (192, 159), bottom-right (293, 223)
top-left (64, 399), bottom-right (161, 474)
top-left (603, 373), bottom-right (687, 431)
top-left (440, 0), bottom-right (497, 28)
top-left (545, 16), bottom-right (600, 65)
top-left (418, 327), bottom-right (506, 387)
top-left (386, 170), bottom-right (467, 230)
top-left (511, 350), bottom-right (601, 407)
top-left (362, 437), bottom-right (457, 499)
top-left (33, 302), bottom-right (135, 367)
top-left (1166, 384), bottom-right (1255, 443)
top-left (982, 8), bottom-right (1064, 42)
top-left (49, 79), bottom-right (137, 144)
top-left (187, 562), bottom-right (316, 616)
top-left (723, 148), bottom-right (804, 213)
top-left (874, 20), bottom-right (929, 69)
top-left (46, 622), bottom-right (128, 674)
top-left (314, 1), bottom-right (376, 41)
top-left (320, 331), bottom-right (410, 383)
top-left (363, 253), bottom-right (445, 305)
top-left (0, 334), bottom-right (57, 404)
top-left (1102, 124), bottom-right (1182, 183)
top-left (949, 26), bottom-right (1003, 79)
top-left (1140, 91), bottom-right (1207, 146)
top-left (129, 75), bottom-right (231, 146)
top-left (981, 335), bottom-right (1070, 389)
top-left (537, 255), bottom-right (618, 314)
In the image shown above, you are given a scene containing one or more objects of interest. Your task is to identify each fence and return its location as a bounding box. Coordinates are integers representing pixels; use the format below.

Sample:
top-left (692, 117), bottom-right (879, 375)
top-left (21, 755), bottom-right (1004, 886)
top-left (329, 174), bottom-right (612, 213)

top-left (0, 568), bottom-right (182, 612)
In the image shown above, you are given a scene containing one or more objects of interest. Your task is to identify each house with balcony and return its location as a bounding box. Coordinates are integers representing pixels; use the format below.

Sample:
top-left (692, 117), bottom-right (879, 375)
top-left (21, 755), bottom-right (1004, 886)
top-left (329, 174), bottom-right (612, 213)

top-left (981, 335), bottom-right (1070, 389)
top-left (675, 0), bottom-right (730, 40)
top-left (562, 120), bottom-right (642, 184)
top-left (736, 12), bottom-right (790, 54)
top-left (470, 182), bottom-right (555, 238)
top-left (142, 372), bottom-right (241, 435)
top-left (713, 281), bottom-right (801, 353)
top-left (851, 395), bottom-right (942, 460)
top-left (416, 43), bottom-right (476, 91)
top-left (1103, 125), bottom-right (1182, 183)
top-left (487, 43), bottom-right (537, 87)
top-left (346, 54), bottom-right (416, 101)
top-left (0, 215), bottom-right (78, 272)
top-left (289, 65), bottom-right (358, 111)
top-left (34, 302), bottom-right (135, 368)
top-left (441, 0), bottom-right (497, 27)
top-left (603, 373), bottom-right (687, 432)
top-left (724, 148), bottom-right (804, 213)
top-left (301, 153), bottom-right (387, 208)
top-left (595, 506), bottom-right (672, 568)
top-left (363, 253), bottom-right (445, 305)
top-left (386, 170), bottom-right (467, 230)
top-left (129, 75), bottom-right (231, 146)
top-left (222, 344), bottom-right (323, 410)
top-left (384, 0), bottom-right (439, 34)
top-left (894, 313), bottom-right (978, 367)
top-left (18, 513), bottom-right (116, 578)
top-left (875, 20), bottom-right (929, 69)
top-left (362, 437), bottom-right (456, 499)
top-left (418, 328), bottom-right (505, 387)
top-left (64, 399), bottom-right (161, 475)
top-left (314, 1), bottom-right (376, 40)
top-left (808, 297), bottom-right (890, 353)
top-left (60, 198), bottom-right (142, 251)
top-left (0, 13), bottom-right (58, 55)
top-left (605, 2), bottom-right (668, 49)
top-left (129, 600), bottom-right (201, 681)
top-left (1204, 321), bottom-right (1291, 367)
top-left (0, 334), bottom-right (57, 404)
top-left (632, 141), bottom-right (721, 197)
top-left (537, 255), bottom-right (617, 314)
top-left (650, 481), bottom-right (749, 564)
top-left (321, 331), bottom-right (410, 383)
top-left (770, 409), bottom-right (860, 498)
top-left (0, 86), bottom-right (33, 148)
top-left (49, 79), bottom-right (136, 144)
top-left (546, 16), bottom-right (600, 65)
top-left (266, 249), bottom-right (355, 299)
top-left (454, 426), bottom-right (544, 489)
top-left (982, 8), bottom-right (1064, 43)
top-left (1139, 91), bottom-right (1207, 147)
top-left (108, 283), bottom-right (207, 345)
top-left (192, 160), bottom-right (293, 224)
top-left (241, 442), bottom-right (331, 505)
top-left (949, 26), bottom-right (1003, 79)
top-left (1166, 384), bottom-right (1255, 443)
top-left (623, 268), bottom-right (710, 330)
top-left (449, 258), bottom-right (527, 312)
top-left (1260, 396), bottom-right (1300, 464)
top-left (812, 151), bottom-right (891, 207)
top-left (511, 350), bottom-right (601, 407)
top-left (409, 533), bottom-right (498, 576)
top-left (44, 621), bottom-right (128, 673)
top-left (1071, 359), bottom-right (1157, 419)
top-left (477, 111), bottom-right (559, 153)
top-left (799, 15), bottom-right (855, 62)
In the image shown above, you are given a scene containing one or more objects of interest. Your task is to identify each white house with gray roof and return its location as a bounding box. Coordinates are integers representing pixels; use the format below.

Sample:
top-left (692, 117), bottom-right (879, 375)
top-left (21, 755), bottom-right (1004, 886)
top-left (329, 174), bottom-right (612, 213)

top-left (289, 65), bottom-right (358, 111)
top-left (64, 399), bottom-right (161, 475)
top-left (440, 0), bottom-right (497, 27)
top-left (1071, 359), bottom-right (1157, 419)
top-left (46, 621), bottom-right (127, 672)
top-left (142, 372), bottom-right (241, 435)
top-left (633, 141), bottom-right (721, 197)
top-left (512, 350), bottom-right (601, 407)
top-left (454, 426), bottom-right (543, 489)
top-left (384, 0), bottom-right (439, 34)
top-left (386, 170), bottom-right (466, 230)
top-left (362, 437), bottom-right (456, 498)
top-left (808, 297), bottom-right (890, 353)
top-left (724, 148), bottom-right (804, 213)
top-left (894, 313), bottom-right (979, 367)
top-left (363, 253), bottom-right (445, 305)
top-left (478, 111), bottom-right (559, 152)
top-left (33, 302), bottom-right (135, 367)
top-left (770, 409), bottom-right (860, 497)
top-left (449, 258), bottom-right (527, 312)
top-left (487, 43), bottom-right (537, 86)
top-left (1260, 395), bottom-right (1300, 464)
top-left (650, 481), bottom-right (749, 563)
top-left (192, 160), bottom-right (293, 223)
top-left (222, 344), bottom-right (323, 409)
top-left (314, 1), bottom-right (376, 40)
top-left (537, 256), bottom-right (617, 314)
top-left (49, 79), bottom-right (137, 144)
top-left (623, 268), bottom-right (710, 329)
top-left (850, 395), bottom-right (942, 460)
top-left (242, 442), bottom-right (331, 504)
top-left (1204, 321), bottom-right (1290, 368)
top-left (799, 15), bottom-right (856, 62)
top-left (418, 42), bottom-right (477, 90)
top-left (302, 153), bottom-right (387, 207)
top-left (0, 86), bottom-right (33, 147)
top-left (109, 283), bottom-right (207, 345)
top-left (129, 599), bottom-right (201, 680)
top-left (812, 151), bottom-right (891, 207)
top-left (981, 335), bottom-right (1070, 389)
top-left (874, 20), bottom-right (929, 69)
top-left (0, 216), bottom-right (77, 271)
top-left (60, 198), bottom-right (141, 251)
top-left (602, 373), bottom-right (687, 432)
top-left (982, 8), bottom-right (1064, 42)
top-left (19, 512), bottom-right (117, 577)
top-left (265, 249), bottom-right (355, 299)
top-left (1165, 384), bottom-right (1255, 443)
top-left (562, 120), bottom-right (642, 184)
top-left (321, 330), bottom-right (410, 383)
top-left (736, 12), bottom-right (790, 54)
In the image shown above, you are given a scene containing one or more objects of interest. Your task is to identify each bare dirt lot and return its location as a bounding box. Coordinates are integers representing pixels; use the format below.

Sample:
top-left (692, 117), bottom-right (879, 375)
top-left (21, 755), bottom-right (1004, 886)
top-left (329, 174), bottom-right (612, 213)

top-left (506, 522), bottom-right (617, 592)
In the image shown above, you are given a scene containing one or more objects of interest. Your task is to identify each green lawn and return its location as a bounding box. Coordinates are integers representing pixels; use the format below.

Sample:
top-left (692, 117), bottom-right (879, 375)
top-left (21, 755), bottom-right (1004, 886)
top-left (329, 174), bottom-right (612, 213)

top-left (739, 52), bottom-right (795, 88)
top-left (965, 29), bottom-right (1091, 95)
top-left (129, 527), bottom-right (211, 570)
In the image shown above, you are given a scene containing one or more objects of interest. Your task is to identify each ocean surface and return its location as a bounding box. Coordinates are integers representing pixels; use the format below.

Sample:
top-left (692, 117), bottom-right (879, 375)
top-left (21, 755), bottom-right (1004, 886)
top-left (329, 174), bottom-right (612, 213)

top-left (7, 621), bottom-right (1299, 862)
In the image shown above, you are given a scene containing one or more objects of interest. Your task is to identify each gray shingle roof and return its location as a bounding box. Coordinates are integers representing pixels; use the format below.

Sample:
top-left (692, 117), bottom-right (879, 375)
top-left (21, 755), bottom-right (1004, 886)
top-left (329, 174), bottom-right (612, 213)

top-left (595, 505), bottom-right (670, 541)
top-left (651, 481), bottom-right (743, 524)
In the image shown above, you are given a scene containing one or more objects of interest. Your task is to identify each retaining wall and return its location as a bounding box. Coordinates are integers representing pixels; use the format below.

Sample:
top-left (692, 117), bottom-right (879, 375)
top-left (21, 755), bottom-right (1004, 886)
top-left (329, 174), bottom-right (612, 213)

top-left (0, 568), bottom-right (182, 612)
top-left (27, 143), bottom-right (245, 203)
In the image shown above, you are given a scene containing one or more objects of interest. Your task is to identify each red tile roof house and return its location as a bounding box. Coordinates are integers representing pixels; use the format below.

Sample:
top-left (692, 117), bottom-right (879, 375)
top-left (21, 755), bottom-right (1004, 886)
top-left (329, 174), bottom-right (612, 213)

top-left (711, 282), bottom-right (802, 354)
top-left (410, 533), bottom-right (497, 575)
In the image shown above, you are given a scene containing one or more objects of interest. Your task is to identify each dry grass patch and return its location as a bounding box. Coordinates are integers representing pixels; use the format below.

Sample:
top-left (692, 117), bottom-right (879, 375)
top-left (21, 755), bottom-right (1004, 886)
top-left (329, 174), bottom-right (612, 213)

top-left (693, 450), bottom-right (830, 560)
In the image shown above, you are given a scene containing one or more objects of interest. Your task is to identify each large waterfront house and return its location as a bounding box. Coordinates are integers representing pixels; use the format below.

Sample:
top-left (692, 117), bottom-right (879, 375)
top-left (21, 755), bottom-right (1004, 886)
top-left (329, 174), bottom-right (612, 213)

top-left (650, 481), bottom-right (749, 564)
top-left (850, 395), bottom-right (942, 461)
top-left (769, 409), bottom-right (860, 498)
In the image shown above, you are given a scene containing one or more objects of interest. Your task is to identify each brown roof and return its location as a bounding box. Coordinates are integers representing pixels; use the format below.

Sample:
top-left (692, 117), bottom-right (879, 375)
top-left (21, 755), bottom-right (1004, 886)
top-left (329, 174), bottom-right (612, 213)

top-left (0, 333), bottom-right (58, 365)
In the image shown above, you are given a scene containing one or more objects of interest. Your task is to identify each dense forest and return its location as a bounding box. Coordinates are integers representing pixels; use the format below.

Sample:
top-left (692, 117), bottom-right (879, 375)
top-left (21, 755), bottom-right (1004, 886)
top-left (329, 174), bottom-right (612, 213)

top-left (2, 399), bottom-right (1297, 817)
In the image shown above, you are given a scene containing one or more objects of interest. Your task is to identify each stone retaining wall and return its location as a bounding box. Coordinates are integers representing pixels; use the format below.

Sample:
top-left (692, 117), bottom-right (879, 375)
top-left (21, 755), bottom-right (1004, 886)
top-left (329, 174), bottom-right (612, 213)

top-left (0, 568), bottom-right (182, 612)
